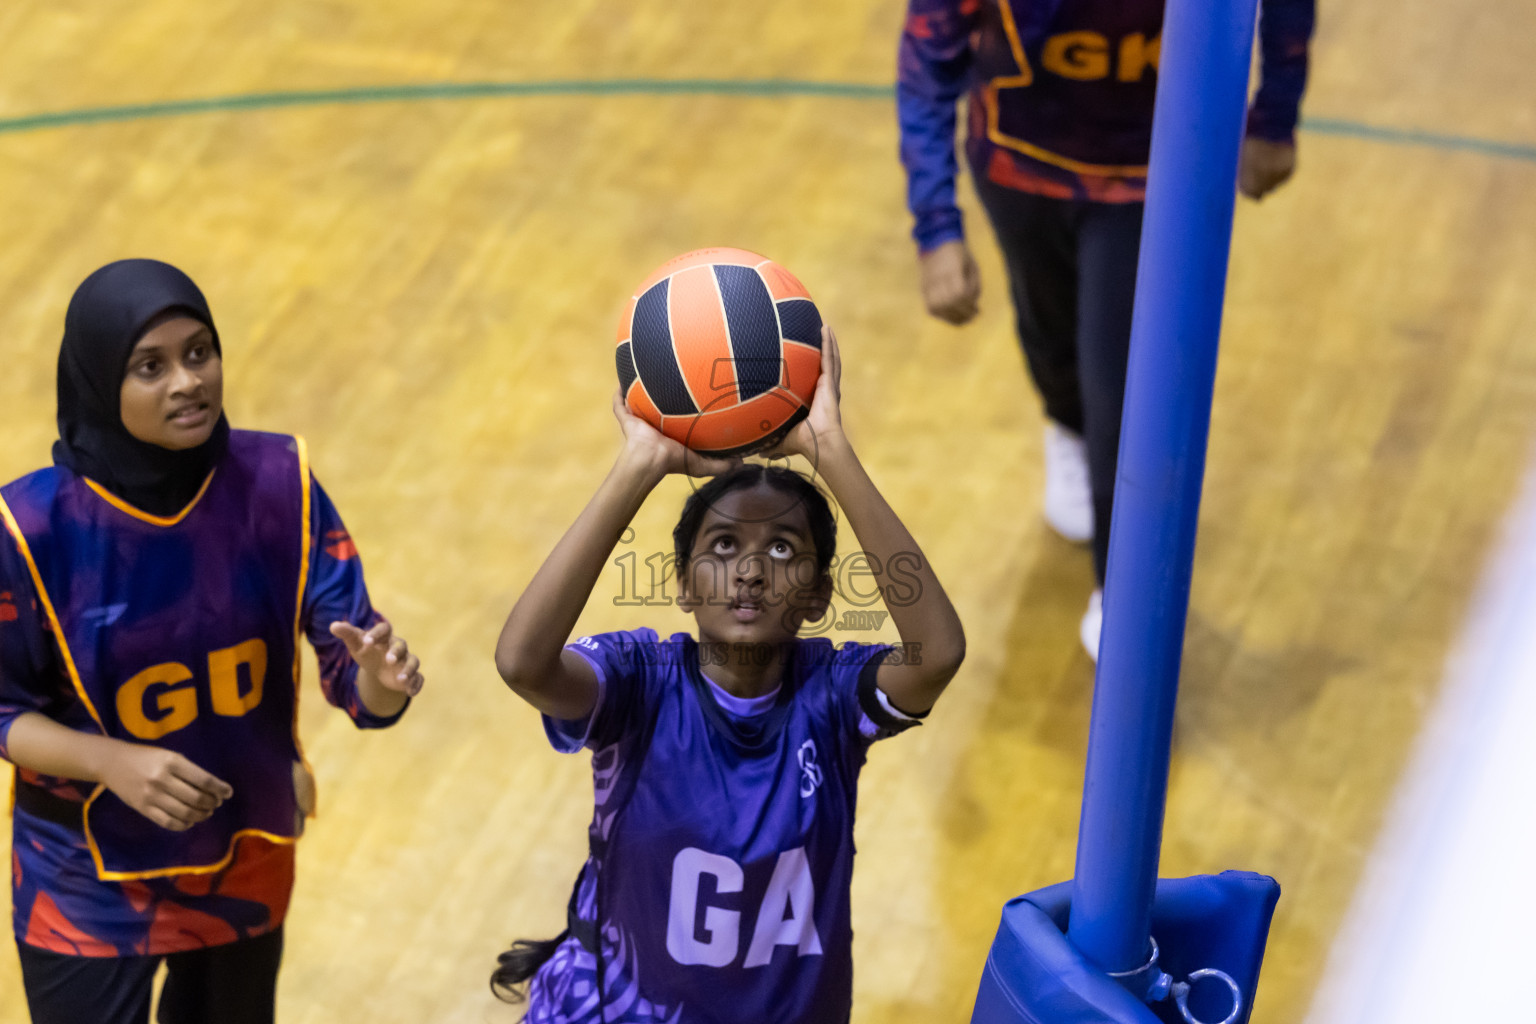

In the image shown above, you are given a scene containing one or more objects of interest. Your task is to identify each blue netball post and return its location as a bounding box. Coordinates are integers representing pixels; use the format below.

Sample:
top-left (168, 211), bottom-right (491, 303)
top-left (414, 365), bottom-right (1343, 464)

top-left (969, 0), bottom-right (1280, 1021)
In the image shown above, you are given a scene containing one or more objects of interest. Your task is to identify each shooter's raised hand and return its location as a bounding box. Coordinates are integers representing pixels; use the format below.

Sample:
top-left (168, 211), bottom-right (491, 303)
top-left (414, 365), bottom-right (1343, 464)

top-left (612, 390), bottom-right (739, 479)
top-left (774, 324), bottom-right (844, 462)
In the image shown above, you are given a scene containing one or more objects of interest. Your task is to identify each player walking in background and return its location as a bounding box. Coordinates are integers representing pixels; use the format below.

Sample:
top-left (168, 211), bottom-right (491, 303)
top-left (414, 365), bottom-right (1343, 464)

top-left (490, 328), bottom-right (965, 1023)
top-left (0, 259), bottom-right (423, 1024)
top-left (898, 0), bottom-right (1313, 656)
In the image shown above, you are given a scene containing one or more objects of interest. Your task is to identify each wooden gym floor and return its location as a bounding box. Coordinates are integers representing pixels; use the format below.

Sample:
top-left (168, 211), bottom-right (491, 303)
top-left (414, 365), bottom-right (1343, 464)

top-left (2, 1), bottom-right (1534, 1020)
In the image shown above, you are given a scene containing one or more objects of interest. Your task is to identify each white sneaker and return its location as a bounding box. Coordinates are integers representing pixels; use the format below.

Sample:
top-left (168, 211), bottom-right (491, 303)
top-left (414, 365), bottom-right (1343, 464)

top-left (1080, 589), bottom-right (1103, 662)
top-left (1042, 422), bottom-right (1093, 544)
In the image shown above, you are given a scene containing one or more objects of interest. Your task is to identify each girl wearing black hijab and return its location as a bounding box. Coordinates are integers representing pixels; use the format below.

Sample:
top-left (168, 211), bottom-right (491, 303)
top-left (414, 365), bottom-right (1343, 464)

top-left (0, 260), bottom-right (424, 1024)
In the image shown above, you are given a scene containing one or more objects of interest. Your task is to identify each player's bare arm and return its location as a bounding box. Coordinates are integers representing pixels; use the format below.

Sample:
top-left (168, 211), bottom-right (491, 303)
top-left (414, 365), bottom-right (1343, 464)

top-left (330, 618), bottom-right (424, 717)
top-left (4, 711), bottom-right (232, 832)
top-left (774, 326), bottom-right (966, 714)
top-left (493, 395), bottom-right (736, 720)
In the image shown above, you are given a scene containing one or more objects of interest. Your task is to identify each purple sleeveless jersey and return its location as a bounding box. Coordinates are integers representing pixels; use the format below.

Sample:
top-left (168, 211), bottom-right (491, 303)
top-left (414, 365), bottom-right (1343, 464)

top-left (0, 431), bottom-right (403, 955)
top-left (899, 0), bottom-right (1314, 244)
top-left (0, 431), bottom-right (309, 878)
top-left (969, 0), bottom-right (1162, 175)
top-left (526, 629), bottom-right (918, 1024)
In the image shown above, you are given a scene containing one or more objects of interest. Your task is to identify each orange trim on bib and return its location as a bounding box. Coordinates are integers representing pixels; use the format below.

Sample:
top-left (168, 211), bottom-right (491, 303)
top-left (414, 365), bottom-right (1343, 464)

top-left (0, 495), bottom-right (108, 733)
top-left (290, 436), bottom-right (318, 820)
top-left (82, 472), bottom-right (216, 527)
top-left (983, 84), bottom-right (1150, 177)
top-left (81, 809), bottom-right (299, 882)
top-left (4, 436), bottom-right (314, 880)
top-left (983, 3), bottom-right (1151, 179)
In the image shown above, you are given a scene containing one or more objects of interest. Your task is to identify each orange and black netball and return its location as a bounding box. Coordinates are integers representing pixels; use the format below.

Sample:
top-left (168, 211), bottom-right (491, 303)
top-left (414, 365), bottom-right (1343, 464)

top-left (616, 248), bottom-right (822, 458)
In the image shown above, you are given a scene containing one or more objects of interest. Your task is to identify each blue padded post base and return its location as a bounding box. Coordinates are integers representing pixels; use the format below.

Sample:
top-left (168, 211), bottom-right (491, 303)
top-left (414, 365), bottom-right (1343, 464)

top-left (972, 872), bottom-right (1281, 1024)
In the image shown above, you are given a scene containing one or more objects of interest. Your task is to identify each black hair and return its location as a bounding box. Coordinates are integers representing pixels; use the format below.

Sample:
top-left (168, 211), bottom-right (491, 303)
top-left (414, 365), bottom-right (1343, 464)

top-left (490, 931), bottom-right (569, 1004)
top-left (672, 464), bottom-right (836, 577)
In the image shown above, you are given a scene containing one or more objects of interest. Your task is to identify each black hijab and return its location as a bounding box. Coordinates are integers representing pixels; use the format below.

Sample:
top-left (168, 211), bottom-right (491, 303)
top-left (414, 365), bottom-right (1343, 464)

top-left (53, 259), bottom-right (231, 516)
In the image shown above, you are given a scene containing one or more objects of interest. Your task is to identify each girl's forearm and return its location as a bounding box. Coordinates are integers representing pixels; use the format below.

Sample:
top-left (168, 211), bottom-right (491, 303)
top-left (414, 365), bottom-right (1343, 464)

top-left (494, 450), bottom-right (663, 690)
top-left (353, 669), bottom-right (410, 718)
top-left (813, 433), bottom-right (966, 673)
top-left (8, 711), bottom-right (232, 829)
top-left (5, 711), bottom-right (117, 782)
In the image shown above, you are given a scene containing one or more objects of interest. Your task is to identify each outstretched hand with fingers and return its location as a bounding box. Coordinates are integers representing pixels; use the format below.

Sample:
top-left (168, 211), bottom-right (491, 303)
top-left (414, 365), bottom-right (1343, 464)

top-left (330, 619), bottom-right (424, 696)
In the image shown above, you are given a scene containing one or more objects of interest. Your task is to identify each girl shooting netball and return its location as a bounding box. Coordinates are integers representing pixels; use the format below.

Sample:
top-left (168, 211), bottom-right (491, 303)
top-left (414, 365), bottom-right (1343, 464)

top-left (492, 324), bottom-right (965, 1023)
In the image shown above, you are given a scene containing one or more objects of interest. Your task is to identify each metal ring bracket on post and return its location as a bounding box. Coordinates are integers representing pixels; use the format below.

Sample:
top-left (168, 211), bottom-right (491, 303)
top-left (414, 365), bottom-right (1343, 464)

top-left (1171, 968), bottom-right (1243, 1024)
top-left (1106, 937), bottom-right (1173, 1003)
